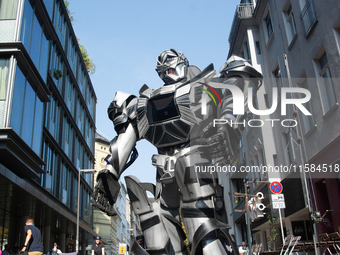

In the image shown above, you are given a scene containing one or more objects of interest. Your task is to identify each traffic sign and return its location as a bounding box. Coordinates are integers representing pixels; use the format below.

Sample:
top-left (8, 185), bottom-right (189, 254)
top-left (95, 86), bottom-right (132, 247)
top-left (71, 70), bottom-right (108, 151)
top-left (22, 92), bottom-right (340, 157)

top-left (119, 243), bottom-right (126, 254)
top-left (271, 194), bottom-right (286, 209)
top-left (270, 181), bottom-right (283, 193)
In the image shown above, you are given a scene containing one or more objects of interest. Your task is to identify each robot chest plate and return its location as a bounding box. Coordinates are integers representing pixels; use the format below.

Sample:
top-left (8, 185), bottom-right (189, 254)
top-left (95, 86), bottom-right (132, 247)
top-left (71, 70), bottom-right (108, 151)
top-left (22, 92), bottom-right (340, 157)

top-left (137, 83), bottom-right (211, 148)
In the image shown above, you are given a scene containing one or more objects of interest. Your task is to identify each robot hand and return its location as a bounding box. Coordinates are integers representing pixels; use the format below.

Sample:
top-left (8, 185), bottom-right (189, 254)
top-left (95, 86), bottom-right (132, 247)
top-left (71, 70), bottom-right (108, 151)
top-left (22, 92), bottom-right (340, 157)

top-left (198, 132), bottom-right (229, 166)
top-left (91, 169), bottom-right (120, 216)
top-left (198, 125), bottom-right (240, 166)
top-left (91, 146), bottom-right (138, 216)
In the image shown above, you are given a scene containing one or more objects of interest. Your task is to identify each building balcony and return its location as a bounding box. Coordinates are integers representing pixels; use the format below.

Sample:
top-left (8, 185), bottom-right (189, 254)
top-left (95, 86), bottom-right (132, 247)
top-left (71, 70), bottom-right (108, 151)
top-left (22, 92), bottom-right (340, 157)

top-left (228, 3), bottom-right (255, 44)
top-left (238, 3), bottom-right (255, 19)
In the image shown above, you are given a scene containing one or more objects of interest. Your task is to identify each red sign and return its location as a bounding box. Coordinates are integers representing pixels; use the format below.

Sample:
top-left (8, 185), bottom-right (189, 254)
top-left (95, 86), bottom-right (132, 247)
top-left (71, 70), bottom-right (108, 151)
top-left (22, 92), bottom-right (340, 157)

top-left (270, 181), bottom-right (283, 194)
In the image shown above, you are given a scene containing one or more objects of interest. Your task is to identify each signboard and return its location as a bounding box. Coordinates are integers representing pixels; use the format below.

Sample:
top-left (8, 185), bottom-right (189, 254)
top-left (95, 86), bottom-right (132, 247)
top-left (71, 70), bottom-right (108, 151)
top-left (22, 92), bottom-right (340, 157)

top-left (271, 194), bottom-right (286, 209)
top-left (270, 181), bottom-right (283, 194)
top-left (119, 243), bottom-right (126, 254)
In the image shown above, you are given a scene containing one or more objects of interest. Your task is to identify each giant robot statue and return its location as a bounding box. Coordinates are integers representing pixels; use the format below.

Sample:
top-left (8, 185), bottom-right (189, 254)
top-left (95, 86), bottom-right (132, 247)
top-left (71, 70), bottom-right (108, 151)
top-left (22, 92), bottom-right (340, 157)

top-left (91, 49), bottom-right (262, 255)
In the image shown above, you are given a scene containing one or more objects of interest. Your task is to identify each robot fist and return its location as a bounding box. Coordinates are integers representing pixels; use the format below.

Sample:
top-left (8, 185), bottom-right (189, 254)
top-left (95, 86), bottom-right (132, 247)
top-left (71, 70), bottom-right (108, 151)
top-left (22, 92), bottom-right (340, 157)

top-left (91, 169), bottom-right (120, 216)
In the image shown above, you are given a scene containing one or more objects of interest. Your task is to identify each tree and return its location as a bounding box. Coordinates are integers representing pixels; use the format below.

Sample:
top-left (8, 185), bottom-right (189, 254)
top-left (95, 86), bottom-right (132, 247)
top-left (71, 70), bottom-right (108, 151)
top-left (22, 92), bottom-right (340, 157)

top-left (78, 42), bottom-right (96, 74)
top-left (64, 1), bottom-right (96, 74)
top-left (63, 0), bottom-right (74, 22)
top-left (268, 210), bottom-right (279, 251)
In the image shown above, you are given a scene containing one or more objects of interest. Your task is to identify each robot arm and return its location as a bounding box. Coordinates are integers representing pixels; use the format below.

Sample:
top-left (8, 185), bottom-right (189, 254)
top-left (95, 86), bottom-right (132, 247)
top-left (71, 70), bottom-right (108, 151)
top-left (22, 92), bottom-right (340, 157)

top-left (91, 91), bottom-right (139, 215)
top-left (218, 56), bottom-right (262, 155)
top-left (200, 56), bottom-right (263, 163)
top-left (218, 55), bottom-right (263, 125)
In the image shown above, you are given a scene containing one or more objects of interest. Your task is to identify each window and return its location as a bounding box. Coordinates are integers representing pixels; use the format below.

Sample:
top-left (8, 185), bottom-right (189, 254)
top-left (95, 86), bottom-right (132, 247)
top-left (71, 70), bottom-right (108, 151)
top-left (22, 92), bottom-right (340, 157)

top-left (314, 51), bottom-right (337, 114)
top-left (30, 15), bottom-right (42, 68)
top-left (10, 66), bottom-right (44, 155)
top-left (263, 6), bottom-right (274, 47)
top-left (299, 0), bottom-right (317, 37)
top-left (255, 41), bottom-right (261, 54)
top-left (265, 11), bottom-right (273, 39)
top-left (241, 41), bottom-right (250, 62)
top-left (76, 97), bottom-right (84, 131)
top-left (86, 85), bottom-right (95, 119)
top-left (45, 94), bottom-right (60, 140)
top-left (20, 0), bottom-right (49, 81)
top-left (78, 64), bottom-right (86, 96)
top-left (75, 136), bottom-right (84, 169)
top-left (72, 177), bottom-right (78, 211)
top-left (273, 154), bottom-right (278, 166)
top-left (65, 75), bottom-right (75, 115)
top-left (43, 0), bottom-right (54, 19)
top-left (85, 118), bottom-right (93, 148)
top-left (283, 2), bottom-right (297, 47)
top-left (84, 189), bottom-right (90, 222)
top-left (272, 64), bottom-right (282, 97)
top-left (334, 21), bottom-right (340, 54)
top-left (68, 38), bottom-right (77, 73)
top-left (60, 162), bottom-right (71, 206)
top-left (20, 0), bottom-right (33, 51)
top-left (50, 44), bottom-right (64, 90)
top-left (42, 141), bottom-right (59, 196)
top-left (0, 0), bottom-right (18, 20)
top-left (63, 116), bottom-right (73, 159)
top-left (0, 58), bottom-right (9, 127)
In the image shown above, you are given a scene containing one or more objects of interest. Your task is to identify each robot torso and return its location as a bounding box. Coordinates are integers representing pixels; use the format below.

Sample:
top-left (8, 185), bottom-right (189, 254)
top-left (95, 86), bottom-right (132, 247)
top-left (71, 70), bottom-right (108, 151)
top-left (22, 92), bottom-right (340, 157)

top-left (136, 64), bottom-right (218, 149)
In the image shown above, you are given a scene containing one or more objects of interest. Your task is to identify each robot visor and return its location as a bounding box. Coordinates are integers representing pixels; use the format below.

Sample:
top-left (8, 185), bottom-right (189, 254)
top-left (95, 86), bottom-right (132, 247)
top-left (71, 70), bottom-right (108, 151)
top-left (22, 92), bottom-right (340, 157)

top-left (166, 63), bottom-right (185, 77)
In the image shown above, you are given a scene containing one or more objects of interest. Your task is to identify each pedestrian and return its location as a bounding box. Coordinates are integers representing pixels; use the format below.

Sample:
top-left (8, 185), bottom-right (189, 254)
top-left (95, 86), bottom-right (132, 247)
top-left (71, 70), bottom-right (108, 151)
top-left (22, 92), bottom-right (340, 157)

top-left (91, 236), bottom-right (104, 255)
top-left (2, 244), bottom-right (12, 255)
top-left (21, 218), bottom-right (44, 255)
top-left (47, 243), bottom-right (62, 255)
top-left (238, 241), bottom-right (248, 255)
top-left (13, 246), bottom-right (19, 255)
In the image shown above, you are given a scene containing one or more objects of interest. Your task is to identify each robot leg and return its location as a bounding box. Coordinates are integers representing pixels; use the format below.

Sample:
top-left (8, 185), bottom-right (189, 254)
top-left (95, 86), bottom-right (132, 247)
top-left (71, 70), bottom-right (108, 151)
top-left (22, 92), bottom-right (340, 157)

top-left (175, 152), bottom-right (238, 255)
top-left (125, 176), bottom-right (188, 255)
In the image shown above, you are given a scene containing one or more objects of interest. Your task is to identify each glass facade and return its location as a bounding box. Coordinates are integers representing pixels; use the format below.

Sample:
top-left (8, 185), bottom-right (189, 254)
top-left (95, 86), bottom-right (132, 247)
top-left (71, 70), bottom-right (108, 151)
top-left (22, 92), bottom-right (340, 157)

top-left (10, 66), bottom-right (44, 155)
top-left (0, 0), bottom-right (96, 252)
top-left (20, 0), bottom-right (49, 82)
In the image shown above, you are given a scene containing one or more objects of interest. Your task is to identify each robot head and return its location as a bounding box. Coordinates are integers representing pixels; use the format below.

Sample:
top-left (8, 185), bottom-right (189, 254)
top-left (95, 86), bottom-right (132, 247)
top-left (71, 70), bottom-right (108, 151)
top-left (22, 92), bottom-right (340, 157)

top-left (156, 49), bottom-right (189, 85)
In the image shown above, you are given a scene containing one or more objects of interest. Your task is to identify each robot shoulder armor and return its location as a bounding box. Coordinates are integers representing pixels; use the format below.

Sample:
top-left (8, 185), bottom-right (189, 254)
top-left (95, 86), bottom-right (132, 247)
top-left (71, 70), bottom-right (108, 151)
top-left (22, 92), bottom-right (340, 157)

top-left (108, 91), bottom-right (137, 123)
top-left (220, 55), bottom-right (262, 78)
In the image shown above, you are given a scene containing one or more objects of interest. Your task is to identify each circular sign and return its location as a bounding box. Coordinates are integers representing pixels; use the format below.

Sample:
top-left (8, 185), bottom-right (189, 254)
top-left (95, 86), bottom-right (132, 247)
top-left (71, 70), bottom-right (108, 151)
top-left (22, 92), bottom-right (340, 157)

top-left (270, 181), bottom-right (283, 193)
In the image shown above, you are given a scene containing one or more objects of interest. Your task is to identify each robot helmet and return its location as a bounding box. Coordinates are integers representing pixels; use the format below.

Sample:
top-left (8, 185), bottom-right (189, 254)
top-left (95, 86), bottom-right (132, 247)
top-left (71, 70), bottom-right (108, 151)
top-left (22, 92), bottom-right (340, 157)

top-left (156, 49), bottom-right (189, 84)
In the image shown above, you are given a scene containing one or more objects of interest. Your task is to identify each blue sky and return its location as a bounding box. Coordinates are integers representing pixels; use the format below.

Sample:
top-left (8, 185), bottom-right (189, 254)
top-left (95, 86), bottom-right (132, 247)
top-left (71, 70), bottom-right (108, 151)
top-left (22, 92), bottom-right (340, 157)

top-left (70, 0), bottom-right (240, 185)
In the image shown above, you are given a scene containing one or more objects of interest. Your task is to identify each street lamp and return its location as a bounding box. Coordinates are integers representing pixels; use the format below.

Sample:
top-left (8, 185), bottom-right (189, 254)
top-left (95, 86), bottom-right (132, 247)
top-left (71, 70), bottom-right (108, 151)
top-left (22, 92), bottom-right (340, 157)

top-left (76, 168), bottom-right (96, 252)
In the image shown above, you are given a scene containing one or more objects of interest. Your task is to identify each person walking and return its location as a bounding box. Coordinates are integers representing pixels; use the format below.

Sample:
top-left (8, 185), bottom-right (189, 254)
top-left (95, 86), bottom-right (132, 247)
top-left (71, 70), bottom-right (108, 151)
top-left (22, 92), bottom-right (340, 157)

top-left (21, 218), bottom-right (44, 255)
top-left (47, 243), bottom-right (62, 255)
top-left (2, 244), bottom-right (11, 255)
top-left (238, 241), bottom-right (248, 255)
top-left (91, 236), bottom-right (104, 255)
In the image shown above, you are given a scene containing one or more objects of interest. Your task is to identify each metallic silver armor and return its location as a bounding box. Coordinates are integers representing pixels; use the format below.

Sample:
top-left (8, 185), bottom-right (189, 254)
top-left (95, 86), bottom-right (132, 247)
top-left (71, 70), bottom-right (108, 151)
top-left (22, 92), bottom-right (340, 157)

top-left (92, 50), bottom-right (262, 255)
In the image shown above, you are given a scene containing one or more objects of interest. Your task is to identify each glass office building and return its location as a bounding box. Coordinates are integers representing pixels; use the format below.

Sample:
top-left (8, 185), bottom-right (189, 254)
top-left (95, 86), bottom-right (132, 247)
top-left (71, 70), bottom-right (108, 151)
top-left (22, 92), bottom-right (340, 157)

top-left (0, 0), bottom-right (97, 253)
